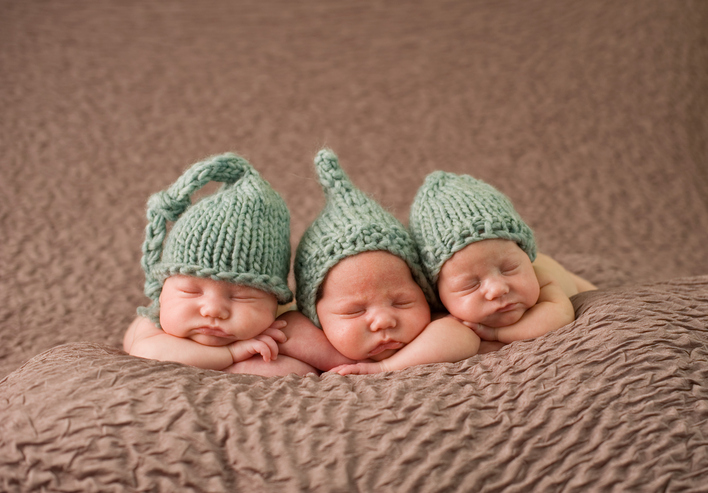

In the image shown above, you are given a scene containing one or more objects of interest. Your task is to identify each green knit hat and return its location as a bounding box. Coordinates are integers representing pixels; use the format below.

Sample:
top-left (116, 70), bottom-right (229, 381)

top-left (138, 153), bottom-right (293, 324)
top-left (409, 171), bottom-right (536, 287)
top-left (294, 149), bottom-right (437, 327)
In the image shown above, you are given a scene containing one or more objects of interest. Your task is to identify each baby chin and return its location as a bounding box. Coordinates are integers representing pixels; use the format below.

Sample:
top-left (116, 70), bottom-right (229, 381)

top-left (483, 304), bottom-right (526, 328)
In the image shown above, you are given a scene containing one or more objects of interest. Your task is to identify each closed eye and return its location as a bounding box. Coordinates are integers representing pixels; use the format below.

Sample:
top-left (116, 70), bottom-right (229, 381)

top-left (338, 310), bottom-right (365, 318)
top-left (334, 304), bottom-right (366, 317)
top-left (229, 290), bottom-right (261, 301)
top-left (393, 301), bottom-right (416, 308)
top-left (180, 289), bottom-right (202, 296)
top-left (230, 296), bottom-right (257, 302)
top-left (452, 280), bottom-right (480, 294)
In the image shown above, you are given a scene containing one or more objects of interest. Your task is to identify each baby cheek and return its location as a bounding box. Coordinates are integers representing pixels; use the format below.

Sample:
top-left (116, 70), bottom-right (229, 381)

top-left (246, 305), bottom-right (278, 331)
top-left (325, 325), bottom-right (363, 360)
top-left (259, 303), bottom-right (278, 323)
top-left (159, 310), bottom-right (181, 336)
top-left (448, 297), bottom-right (481, 323)
top-left (409, 308), bottom-right (431, 337)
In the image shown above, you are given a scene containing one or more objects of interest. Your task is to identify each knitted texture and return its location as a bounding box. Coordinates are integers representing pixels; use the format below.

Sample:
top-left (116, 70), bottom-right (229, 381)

top-left (294, 149), bottom-right (437, 327)
top-left (409, 171), bottom-right (537, 287)
top-left (138, 153), bottom-right (293, 323)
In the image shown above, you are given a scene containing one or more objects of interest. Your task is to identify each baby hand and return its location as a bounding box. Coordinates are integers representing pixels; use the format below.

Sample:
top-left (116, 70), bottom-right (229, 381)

top-left (329, 361), bottom-right (387, 375)
top-left (268, 318), bottom-right (288, 331)
top-left (463, 321), bottom-right (499, 341)
top-left (260, 324), bottom-right (288, 345)
top-left (227, 325), bottom-right (287, 363)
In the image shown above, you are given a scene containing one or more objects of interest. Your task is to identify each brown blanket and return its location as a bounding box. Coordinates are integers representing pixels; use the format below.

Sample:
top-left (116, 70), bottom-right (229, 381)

top-left (2, 1), bottom-right (708, 491)
top-left (3, 277), bottom-right (708, 491)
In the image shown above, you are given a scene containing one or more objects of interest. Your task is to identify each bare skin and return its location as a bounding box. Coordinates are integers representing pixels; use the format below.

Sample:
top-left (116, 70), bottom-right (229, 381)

top-left (124, 276), bottom-right (316, 376)
top-left (279, 251), bottom-right (481, 375)
top-left (437, 239), bottom-right (596, 344)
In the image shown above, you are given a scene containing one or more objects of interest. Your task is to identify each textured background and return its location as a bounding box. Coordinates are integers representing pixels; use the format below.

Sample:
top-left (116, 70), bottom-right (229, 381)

top-left (2, 2), bottom-right (708, 492)
top-left (1, 0), bottom-right (708, 378)
top-left (2, 278), bottom-right (708, 492)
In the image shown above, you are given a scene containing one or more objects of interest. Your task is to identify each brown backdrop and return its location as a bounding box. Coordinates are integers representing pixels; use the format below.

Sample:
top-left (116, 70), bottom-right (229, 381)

top-left (1, 0), bottom-right (707, 377)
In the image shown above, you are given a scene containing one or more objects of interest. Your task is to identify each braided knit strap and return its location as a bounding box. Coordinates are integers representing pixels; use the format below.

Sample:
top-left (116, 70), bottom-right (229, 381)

top-left (315, 149), bottom-right (351, 193)
top-left (141, 153), bottom-right (252, 300)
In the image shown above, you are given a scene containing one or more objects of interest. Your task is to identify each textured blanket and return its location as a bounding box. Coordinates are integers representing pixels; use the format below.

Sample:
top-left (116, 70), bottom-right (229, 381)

top-left (3, 277), bottom-right (708, 492)
top-left (2, 1), bottom-right (708, 491)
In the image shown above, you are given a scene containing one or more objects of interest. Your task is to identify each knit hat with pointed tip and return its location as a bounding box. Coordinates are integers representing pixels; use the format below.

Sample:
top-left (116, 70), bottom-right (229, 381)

top-left (409, 171), bottom-right (536, 287)
top-left (138, 152), bottom-right (293, 325)
top-left (294, 149), bottom-right (437, 328)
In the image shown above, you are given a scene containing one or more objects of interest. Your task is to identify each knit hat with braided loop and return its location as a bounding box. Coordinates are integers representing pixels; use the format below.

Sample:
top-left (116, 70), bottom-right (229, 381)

top-left (409, 171), bottom-right (536, 287)
top-left (138, 153), bottom-right (293, 324)
top-left (294, 149), bottom-right (437, 328)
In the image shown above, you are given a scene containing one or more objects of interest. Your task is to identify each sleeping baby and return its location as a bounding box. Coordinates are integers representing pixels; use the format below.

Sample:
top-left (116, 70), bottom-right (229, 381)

top-left (123, 152), bottom-right (316, 376)
top-left (409, 170), bottom-right (597, 344)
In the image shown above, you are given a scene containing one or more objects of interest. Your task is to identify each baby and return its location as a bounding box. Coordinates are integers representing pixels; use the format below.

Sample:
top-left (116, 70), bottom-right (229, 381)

top-left (409, 171), bottom-right (596, 344)
top-left (273, 149), bottom-right (481, 375)
top-left (123, 153), bottom-right (316, 376)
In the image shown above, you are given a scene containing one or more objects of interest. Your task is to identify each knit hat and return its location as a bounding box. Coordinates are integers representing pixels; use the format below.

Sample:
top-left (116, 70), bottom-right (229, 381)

top-left (138, 153), bottom-right (293, 324)
top-left (294, 149), bottom-right (437, 327)
top-left (409, 171), bottom-right (536, 287)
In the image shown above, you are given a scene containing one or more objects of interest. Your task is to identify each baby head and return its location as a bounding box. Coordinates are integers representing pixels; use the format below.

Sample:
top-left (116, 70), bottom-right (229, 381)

top-left (139, 153), bottom-right (293, 344)
top-left (409, 171), bottom-right (538, 327)
top-left (316, 250), bottom-right (431, 361)
top-left (294, 150), bottom-right (435, 361)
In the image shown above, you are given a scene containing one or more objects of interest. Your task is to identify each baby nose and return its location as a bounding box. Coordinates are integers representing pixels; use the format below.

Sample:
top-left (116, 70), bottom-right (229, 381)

top-left (484, 277), bottom-right (510, 300)
top-left (200, 295), bottom-right (230, 319)
top-left (369, 308), bottom-right (396, 331)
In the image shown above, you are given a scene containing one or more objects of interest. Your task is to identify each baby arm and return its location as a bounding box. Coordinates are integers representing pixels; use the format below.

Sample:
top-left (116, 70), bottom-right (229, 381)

top-left (124, 316), bottom-right (285, 370)
top-left (471, 265), bottom-right (575, 343)
top-left (225, 355), bottom-right (318, 377)
top-left (277, 311), bottom-right (358, 371)
top-left (332, 314), bottom-right (481, 375)
top-left (534, 253), bottom-right (597, 295)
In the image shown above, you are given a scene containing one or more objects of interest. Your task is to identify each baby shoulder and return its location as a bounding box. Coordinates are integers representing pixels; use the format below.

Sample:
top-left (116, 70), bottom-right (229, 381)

top-left (123, 316), bottom-right (162, 353)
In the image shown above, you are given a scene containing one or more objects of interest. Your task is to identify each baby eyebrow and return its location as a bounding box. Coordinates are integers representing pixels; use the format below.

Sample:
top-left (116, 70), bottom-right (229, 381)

top-left (174, 280), bottom-right (201, 291)
top-left (227, 286), bottom-right (266, 298)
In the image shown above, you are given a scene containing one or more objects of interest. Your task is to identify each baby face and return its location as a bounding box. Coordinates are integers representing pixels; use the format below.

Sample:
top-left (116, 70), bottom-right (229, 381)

top-left (437, 239), bottom-right (540, 328)
top-left (316, 251), bottom-right (431, 362)
top-left (159, 275), bottom-right (278, 346)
